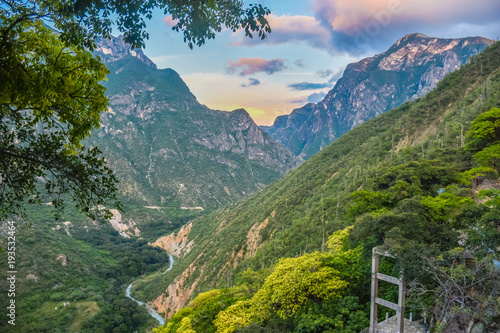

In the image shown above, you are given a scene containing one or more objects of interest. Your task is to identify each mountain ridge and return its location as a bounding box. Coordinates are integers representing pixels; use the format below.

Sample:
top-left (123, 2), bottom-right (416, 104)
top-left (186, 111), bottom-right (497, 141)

top-left (262, 33), bottom-right (494, 159)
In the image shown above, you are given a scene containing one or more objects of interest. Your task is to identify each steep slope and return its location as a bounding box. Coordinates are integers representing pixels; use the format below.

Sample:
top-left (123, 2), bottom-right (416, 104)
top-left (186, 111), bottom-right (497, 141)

top-left (91, 36), bottom-right (301, 212)
top-left (263, 33), bottom-right (494, 159)
top-left (138, 41), bottom-right (500, 317)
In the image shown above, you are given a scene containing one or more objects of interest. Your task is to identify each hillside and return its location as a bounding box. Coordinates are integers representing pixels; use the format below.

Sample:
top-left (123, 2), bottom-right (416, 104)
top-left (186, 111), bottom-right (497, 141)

top-left (262, 33), bottom-right (494, 159)
top-left (139, 41), bottom-right (500, 330)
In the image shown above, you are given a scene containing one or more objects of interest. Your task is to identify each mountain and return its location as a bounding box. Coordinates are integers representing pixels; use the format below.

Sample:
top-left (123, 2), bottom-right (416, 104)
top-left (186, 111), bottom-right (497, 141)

top-left (134, 41), bottom-right (500, 321)
top-left (91, 36), bottom-right (302, 214)
top-left (262, 33), bottom-right (494, 159)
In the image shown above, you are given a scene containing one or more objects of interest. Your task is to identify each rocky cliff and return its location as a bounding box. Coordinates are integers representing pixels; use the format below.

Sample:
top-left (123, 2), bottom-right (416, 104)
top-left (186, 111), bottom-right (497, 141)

top-left (262, 33), bottom-right (494, 159)
top-left (94, 35), bottom-right (157, 69)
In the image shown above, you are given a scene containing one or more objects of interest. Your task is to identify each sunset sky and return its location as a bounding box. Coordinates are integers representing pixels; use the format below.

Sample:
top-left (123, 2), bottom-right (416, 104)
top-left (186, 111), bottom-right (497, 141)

top-left (138, 0), bottom-right (500, 125)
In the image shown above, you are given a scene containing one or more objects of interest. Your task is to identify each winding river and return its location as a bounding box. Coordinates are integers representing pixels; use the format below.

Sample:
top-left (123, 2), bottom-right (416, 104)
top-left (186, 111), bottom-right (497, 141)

top-left (125, 253), bottom-right (174, 326)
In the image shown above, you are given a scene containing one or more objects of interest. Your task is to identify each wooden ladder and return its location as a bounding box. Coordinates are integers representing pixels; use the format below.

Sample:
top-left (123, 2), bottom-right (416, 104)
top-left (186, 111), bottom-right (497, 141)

top-left (369, 247), bottom-right (407, 333)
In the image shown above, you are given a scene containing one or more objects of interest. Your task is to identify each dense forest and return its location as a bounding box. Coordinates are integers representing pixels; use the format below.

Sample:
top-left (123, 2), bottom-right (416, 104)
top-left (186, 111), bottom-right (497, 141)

top-left (147, 41), bottom-right (500, 332)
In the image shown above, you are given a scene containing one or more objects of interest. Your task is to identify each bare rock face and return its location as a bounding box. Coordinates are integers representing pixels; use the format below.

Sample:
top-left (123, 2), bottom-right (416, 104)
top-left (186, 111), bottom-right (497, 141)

top-left (108, 209), bottom-right (140, 238)
top-left (150, 223), bottom-right (194, 258)
top-left (56, 254), bottom-right (67, 266)
top-left (94, 35), bottom-right (157, 69)
top-left (263, 33), bottom-right (494, 160)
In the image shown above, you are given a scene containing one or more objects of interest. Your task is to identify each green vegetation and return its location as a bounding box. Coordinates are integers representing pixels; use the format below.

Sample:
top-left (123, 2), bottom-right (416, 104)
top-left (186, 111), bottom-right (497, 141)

top-left (30, 301), bottom-right (100, 332)
top-left (146, 41), bottom-right (500, 332)
top-left (1, 1), bottom-right (276, 331)
top-left (0, 204), bottom-right (173, 332)
top-left (0, 8), bottom-right (119, 223)
top-left (153, 228), bottom-right (369, 333)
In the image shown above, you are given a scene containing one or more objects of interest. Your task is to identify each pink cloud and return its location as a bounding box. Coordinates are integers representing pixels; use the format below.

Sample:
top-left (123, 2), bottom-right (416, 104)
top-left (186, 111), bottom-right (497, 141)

top-left (314, 0), bottom-right (500, 33)
top-left (162, 15), bottom-right (179, 27)
top-left (226, 57), bottom-right (286, 76)
top-left (312, 0), bottom-right (500, 53)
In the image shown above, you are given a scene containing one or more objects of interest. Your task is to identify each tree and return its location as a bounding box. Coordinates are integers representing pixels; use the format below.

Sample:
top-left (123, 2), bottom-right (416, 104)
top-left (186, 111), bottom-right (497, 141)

top-left (0, 0), bottom-right (271, 222)
top-left (408, 248), bottom-right (500, 332)
top-left (460, 107), bottom-right (500, 188)
top-left (467, 107), bottom-right (500, 150)
top-left (0, 12), bottom-right (118, 221)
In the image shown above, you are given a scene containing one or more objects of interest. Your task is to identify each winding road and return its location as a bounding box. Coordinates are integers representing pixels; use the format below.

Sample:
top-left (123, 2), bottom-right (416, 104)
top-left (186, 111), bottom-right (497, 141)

top-left (125, 253), bottom-right (174, 326)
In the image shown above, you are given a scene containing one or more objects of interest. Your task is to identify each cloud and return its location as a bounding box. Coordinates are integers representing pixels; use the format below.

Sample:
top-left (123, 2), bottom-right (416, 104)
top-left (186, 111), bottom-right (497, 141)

top-left (290, 98), bottom-right (307, 105)
top-left (312, 0), bottom-right (500, 54)
top-left (227, 1), bottom-right (499, 56)
top-left (294, 59), bottom-right (306, 68)
top-left (181, 73), bottom-right (309, 125)
top-left (226, 57), bottom-right (286, 76)
top-left (316, 69), bottom-right (334, 78)
top-left (241, 78), bottom-right (261, 87)
top-left (307, 92), bottom-right (327, 103)
top-left (288, 82), bottom-right (331, 91)
top-left (230, 14), bottom-right (332, 50)
top-left (162, 15), bottom-right (179, 28)
top-left (289, 91), bottom-right (327, 106)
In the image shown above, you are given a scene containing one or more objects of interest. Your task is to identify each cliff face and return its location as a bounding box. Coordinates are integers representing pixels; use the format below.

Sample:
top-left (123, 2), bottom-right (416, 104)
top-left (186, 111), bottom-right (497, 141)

top-left (263, 33), bottom-right (494, 159)
top-left (94, 35), bottom-right (157, 69)
top-left (91, 36), bottom-right (302, 210)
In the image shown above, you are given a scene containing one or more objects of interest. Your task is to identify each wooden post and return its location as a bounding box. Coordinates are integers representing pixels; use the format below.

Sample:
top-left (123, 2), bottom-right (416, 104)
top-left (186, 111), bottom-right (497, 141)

top-left (397, 277), bottom-right (406, 333)
top-left (370, 248), bottom-right (379, 333)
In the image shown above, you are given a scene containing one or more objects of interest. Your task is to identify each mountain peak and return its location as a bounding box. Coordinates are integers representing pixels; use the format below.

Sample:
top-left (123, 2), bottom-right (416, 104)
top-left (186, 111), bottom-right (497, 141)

top-left (94, 35), bottom-right (157, 69)
top-left (230, 108), bottom-right (251, 117)
top-left (394, 32), bottom-right (431, 47)
top-left (405, 32), bottom-right (430, 39)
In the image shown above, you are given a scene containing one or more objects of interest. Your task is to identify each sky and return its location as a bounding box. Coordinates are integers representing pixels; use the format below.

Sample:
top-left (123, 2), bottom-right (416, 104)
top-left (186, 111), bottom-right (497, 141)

top-left (139, 0), bottom-right (500, 125)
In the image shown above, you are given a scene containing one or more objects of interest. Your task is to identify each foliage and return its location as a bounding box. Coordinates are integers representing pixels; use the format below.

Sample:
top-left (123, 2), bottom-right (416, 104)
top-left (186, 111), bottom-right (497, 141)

top-left (467, 107), bottom-right (500, 150)
top-left (0, 13), bottom-right (119, 222)
top-left (215, 300), bottom-right (255, 333)
top-left (251, 252), bottom-right (348, 319)
top-left (2, 0), bottom-right (271, 50)
top-left (0, 206), bottom-right (170, 332)
top-left (160, 227), bottom-right (367, 333)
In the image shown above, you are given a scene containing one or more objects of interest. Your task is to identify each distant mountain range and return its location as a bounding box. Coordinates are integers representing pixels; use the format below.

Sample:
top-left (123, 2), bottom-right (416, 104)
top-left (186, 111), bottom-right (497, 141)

top-left (91, 36), bottom-right (302, 211)
top-left (262, 33), bottom-right (494, 159)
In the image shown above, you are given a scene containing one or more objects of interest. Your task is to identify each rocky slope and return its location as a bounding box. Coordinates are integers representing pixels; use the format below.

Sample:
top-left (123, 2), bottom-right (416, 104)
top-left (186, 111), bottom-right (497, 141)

top-left (262, 33), bottom-right (494, 159)
top-left (91, 36), bottom-right (302, 211)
